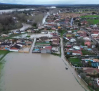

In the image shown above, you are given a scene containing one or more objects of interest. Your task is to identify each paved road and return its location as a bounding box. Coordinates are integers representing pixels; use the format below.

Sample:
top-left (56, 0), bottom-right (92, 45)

top-left (30, 37), bottom-right (36, 53)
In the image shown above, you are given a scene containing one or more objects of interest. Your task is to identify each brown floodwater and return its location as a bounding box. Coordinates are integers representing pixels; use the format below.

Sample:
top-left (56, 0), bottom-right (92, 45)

top-left (0, 53), bottom-right (89, 91)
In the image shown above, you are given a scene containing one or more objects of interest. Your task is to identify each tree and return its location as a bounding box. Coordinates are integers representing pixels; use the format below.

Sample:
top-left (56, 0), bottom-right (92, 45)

top-left (92, 12), bottom-right (97, 15)
top-left (77, 68), bottom-right (83, 74)
top-left (0, 23), bottom-right (3, 31)
top-left (85, 77), bottom-right (90, 83)
top-left (80, 73), bottom-right (86, 79)
top-left (78, 22), bottom-right (81, 29)
top-left (93, 70), bottom-right (97, 76)
top-left (88, 61), bottom-right (92, 67)
top-left (33, 22), bottom-right (37, 28)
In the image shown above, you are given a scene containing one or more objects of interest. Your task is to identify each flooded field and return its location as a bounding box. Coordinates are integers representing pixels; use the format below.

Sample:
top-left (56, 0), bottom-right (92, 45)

top-left (0, 53), bottom-right (87, 91)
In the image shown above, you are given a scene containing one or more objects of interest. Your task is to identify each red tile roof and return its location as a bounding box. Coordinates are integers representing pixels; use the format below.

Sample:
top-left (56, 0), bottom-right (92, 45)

top-left (72, 50), bottom-right (82, 55)
top-left (83, 68), bottom-right (99, 73)
top-left (45, 46), bottom-right (52, 50)
top-left (84, 41), bottom-right (91, 47)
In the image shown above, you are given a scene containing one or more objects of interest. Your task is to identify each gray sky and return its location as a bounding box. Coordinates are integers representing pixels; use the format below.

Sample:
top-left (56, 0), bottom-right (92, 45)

top-left (0, 0), bottom-right (99, 4)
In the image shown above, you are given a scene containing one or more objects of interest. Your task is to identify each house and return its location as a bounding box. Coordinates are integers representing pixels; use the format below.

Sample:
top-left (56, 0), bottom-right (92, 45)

top-left (84, 41), bottom-right (91, 47)
top-left (91, 62), bottom-right (99, 68)
top-left (70, 38), bottom-right (76, 42)
top-left (66, 34), bottom-right (73, 37)
top-left (52, 47), bottom-right (59, 52)
top-left (1, 34), bottom-right (8, 37)
top-left (73, 46), bottom-right (81, 50)
top-left (0, 43), bottom-right (11, 47)
top-left (77, 31), bottom-right (87, 37)
top-left (96, 78), bottom-right (99, 86)
top-left (91, 30), bottom-right (99, 34)
top-left (83, 68), bottom-right (99, 75)
top-left (83, 37), bottom-right (91, 41)
top-left (9, 45), bottom-right (21, 52)
top-left (72, 50), bottom-right (82, 55)
top-left (65, 44), bottom-right (72, 48)
top-left (26, 29), bottom-right (32, 33)
top-left (41, 46), bottom-right (52, 53)
top-left (91, 34), bottom-right (98, 38)
top-left (93, 59), bottom-right (99, 62)
top-left (52, 37), bottom-right (60, 41)
top-left (37, 37), bottom-right (50, 43)
top-left (9, 47), bottom-right (19, 52)
top-left (51, 37), bottom-right (60, 46)
top-left (90, 59), bottom-right (99, 68)
top-left (41, 30), bottom-right (48, 34)
top-left (52, 40), bottom-right (60, 46)
top-left (81, 21), bottom-right (88, 25)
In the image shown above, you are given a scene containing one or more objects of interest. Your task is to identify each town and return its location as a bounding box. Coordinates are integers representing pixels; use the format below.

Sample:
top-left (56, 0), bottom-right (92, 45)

top-left (1, 4), bottom-right (99, 91)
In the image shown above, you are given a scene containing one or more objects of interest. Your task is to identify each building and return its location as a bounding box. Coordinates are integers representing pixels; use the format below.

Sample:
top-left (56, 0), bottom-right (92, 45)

top-left (41, 46), bottom-right (52, 54)
top-left (84, 41), bottom-right (91, 47)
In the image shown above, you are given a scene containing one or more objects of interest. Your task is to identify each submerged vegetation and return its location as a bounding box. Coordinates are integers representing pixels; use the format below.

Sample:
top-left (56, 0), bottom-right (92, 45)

top-left (0, 50), bottom-right (10, 61)
top-left (0, 50), bottom-right (9, 76)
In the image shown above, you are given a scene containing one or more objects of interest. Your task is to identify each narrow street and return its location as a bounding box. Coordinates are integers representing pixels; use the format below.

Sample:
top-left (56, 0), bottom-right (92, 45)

top-left (30, 37), bottom-right (36, 53)
top-left (60, 38), bottom-right (90, 91)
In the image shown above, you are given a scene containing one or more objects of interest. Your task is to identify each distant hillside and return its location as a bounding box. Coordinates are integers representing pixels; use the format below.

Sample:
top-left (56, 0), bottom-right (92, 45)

top-left (0, 3), bottom-right (42, 10)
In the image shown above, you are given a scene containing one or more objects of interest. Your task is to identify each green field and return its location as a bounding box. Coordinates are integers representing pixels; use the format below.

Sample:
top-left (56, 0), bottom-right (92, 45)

top-left (87, 19), bottom-right (99, 24)
top-left (81, 15), bottom-right (99, 18)
top-left (69, 57), bottom-right (82, 67)
top-left (82, 50), bottom-right (95, 55)
top-left (81, 15), bottom-right (99, 24)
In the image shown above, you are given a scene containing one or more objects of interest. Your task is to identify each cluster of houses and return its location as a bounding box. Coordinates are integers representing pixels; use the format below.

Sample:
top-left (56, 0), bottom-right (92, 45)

top-left (32, 35), bottom-right (60, 54)
top-left (57, 11), bottom-right (99, 89)
top-left (0, 39), bottom-right (33, 52)
top-left (32, 13), bottom-right (62, 54)
top-left (63, 28), bottom-right (95, 56)
top-left (86, 26), bottom-right (99, 43)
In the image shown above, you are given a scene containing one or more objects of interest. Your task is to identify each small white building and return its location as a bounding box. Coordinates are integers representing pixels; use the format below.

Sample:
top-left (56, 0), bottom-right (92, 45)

top-left (70, 38), bottom-right (76, 42)
top-left (73, 46), bottom-right (80, 50)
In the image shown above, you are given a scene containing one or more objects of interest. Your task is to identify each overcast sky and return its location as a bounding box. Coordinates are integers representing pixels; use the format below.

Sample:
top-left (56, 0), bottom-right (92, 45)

top-left (0, 0), bottom-right (99, 4)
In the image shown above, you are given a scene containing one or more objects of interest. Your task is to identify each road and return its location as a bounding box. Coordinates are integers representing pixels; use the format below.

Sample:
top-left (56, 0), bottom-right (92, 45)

top-left (30, 37), bottom-right (36, 53)
top-left (60, 38), bottom-right (90, 91)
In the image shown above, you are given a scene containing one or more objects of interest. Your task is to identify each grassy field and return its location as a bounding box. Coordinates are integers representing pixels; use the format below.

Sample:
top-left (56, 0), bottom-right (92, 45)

top-left (69, 57), bottom-right (82, 67)
top-left (81, 15), bottom-right (99, 24)
top-left (87, 19), bottom-right (99, 24)
top-left (81, 15), bottom-right (99, 18)
top-left (82, 50), bottom-right (95, 55)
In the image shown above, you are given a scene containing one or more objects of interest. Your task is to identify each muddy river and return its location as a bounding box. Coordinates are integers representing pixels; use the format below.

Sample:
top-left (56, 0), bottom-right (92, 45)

top-left (0, 53), bottom-right (89, 91)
